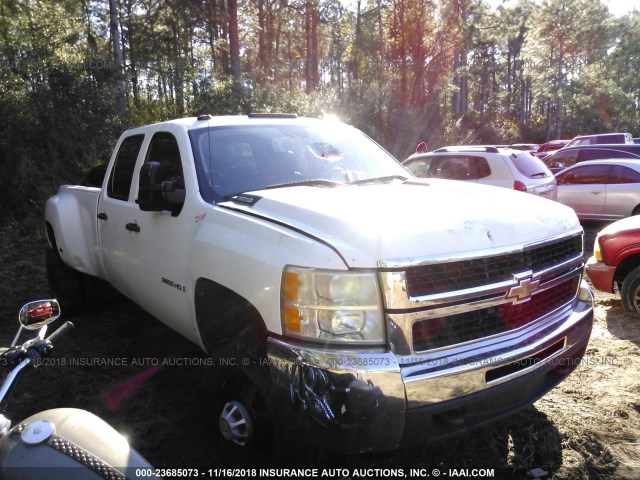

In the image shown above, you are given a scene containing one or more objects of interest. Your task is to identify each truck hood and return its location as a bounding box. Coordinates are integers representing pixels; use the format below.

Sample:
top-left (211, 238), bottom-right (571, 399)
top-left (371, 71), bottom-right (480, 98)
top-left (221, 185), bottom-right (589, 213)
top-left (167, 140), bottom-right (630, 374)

top-left (222, 179), bottom-right (580, 268)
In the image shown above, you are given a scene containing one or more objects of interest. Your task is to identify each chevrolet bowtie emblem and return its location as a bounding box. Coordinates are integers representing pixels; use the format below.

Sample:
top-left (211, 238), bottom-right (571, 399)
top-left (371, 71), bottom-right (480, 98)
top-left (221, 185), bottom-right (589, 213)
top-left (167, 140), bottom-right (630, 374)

top-left (506, 272), bottom-right (540, 304)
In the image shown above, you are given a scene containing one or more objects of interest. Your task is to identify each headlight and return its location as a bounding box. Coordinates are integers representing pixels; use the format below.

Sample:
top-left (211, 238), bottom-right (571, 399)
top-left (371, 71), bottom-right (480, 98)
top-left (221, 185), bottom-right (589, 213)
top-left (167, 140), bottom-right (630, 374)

top-left (282, 266), bottom-right (385, 345)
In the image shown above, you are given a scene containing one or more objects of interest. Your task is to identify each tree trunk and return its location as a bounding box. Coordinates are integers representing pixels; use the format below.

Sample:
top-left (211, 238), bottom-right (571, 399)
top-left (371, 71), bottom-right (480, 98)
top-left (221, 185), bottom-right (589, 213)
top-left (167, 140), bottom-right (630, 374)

top-left (109, 0), bottom-right (126, 125)
top-left (555, 98), bottom-right (562, 139)
top-left (545, 99), bottom-right (551, 140)
top-left (305, 0), bottom-right (318, 93)
top-left (124, 0), bottom-right (138, 104)
top-left (377, 0), bottom-right (384, 86)
top-left (171, 8), bottom-right (184, 115)
top-left (228, 0), bottom-right (241, 79)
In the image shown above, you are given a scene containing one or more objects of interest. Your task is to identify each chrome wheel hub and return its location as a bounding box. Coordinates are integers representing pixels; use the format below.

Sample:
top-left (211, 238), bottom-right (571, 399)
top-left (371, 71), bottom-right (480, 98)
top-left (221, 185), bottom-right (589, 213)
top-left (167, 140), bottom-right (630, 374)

top-left (219, 400), bottom-right (253, 446)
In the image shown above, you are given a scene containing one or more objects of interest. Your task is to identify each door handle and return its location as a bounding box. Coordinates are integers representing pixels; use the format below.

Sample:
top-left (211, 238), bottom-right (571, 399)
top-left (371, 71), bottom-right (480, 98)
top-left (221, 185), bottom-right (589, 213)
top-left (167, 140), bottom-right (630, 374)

top-left (97, 212), bottom-right (108, 220)
top-left (125, 222), bottom-right (140, 233)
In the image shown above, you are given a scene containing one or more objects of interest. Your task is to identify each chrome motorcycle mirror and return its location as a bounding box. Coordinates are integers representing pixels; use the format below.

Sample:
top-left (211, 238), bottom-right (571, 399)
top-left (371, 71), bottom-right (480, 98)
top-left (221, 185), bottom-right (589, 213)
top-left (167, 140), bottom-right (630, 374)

top-left (12, 299), bottom-right (61, 347)
top-left (18, 299), bottom-right (61, 330)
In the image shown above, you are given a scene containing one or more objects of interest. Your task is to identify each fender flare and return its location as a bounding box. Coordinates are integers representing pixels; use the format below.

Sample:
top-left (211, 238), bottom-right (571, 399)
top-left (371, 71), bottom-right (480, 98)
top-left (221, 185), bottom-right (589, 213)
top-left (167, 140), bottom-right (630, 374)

top-left (194, 278), bottom-right (268, 354)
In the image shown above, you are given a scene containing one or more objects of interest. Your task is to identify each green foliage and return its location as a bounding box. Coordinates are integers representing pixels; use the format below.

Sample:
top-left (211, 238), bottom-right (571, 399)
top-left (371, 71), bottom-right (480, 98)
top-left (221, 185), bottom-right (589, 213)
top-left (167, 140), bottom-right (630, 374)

top-left (1, 0), bottom-right (639, 219)
top-left (0, 0), bottom-right (120, 219)
top-left (441, 113), bottom-right (520, 147)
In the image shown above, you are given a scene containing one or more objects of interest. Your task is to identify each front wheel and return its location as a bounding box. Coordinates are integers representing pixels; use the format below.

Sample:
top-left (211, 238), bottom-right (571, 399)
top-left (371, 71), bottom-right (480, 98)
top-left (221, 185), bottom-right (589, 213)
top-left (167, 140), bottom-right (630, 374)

top-left (205, 339), bottom-right (283, 466)
top-left (620, 265), bottom-right (640, 314)
top-left (215, 367), bottom-right (274, 446)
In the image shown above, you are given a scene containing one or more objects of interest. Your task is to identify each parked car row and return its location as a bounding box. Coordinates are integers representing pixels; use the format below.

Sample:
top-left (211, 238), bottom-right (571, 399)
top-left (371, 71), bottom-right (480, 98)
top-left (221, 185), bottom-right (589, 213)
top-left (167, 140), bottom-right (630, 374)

top-left (502, 132), bottom-right (633, 160)
top-left (402, 135), bottom-right (640, 318)
top-left (553, 136), bottom-right (640, 317)
top-left (404, 141), bottom-right (640, 222)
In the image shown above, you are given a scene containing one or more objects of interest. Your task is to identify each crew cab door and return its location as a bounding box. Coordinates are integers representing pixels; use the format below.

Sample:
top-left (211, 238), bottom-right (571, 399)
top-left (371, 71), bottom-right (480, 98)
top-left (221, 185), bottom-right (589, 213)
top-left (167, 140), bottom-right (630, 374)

top-left (97, 133), bottom-right (145, 298)
top-left (97, 127), bottom-right (197, 342)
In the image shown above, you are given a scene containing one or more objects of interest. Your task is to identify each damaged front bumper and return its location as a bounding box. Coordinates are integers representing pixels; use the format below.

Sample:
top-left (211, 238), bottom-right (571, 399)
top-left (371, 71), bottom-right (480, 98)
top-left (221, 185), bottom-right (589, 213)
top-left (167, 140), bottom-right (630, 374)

top-left (266, 282), bottom-right (594, 453)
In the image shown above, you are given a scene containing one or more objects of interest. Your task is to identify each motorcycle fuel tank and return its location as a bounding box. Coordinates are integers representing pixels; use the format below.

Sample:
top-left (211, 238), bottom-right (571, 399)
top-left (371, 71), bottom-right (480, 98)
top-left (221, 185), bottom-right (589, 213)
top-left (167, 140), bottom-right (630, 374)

top-left (0, 408), bottom-right (158, 479)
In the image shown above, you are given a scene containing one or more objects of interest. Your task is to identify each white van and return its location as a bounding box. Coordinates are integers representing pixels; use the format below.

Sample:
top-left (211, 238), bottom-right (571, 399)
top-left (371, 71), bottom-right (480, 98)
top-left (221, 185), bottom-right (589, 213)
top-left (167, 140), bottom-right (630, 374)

top-left (566, 133), bottom-right (633, 148)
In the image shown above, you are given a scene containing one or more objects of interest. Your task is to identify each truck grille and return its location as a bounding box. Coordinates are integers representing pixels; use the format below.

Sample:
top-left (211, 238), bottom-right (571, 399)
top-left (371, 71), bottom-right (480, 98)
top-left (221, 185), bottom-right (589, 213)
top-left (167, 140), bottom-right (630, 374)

top-left (404, 235), bottom-right (582, 297)
top-left (380, 231), bottom-right (585, 356)
top-left (412, 275), bottom-right (580, 351)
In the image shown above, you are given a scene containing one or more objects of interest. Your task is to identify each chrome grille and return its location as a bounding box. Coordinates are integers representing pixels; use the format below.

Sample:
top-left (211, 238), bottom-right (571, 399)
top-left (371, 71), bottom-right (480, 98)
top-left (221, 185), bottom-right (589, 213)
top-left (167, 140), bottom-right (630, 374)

top-left (380, 231), bottom-right (585, 357)
top-left (403, 235), bottom-right (582, 297)
top-left (412, 276), bottom-right (580, 351)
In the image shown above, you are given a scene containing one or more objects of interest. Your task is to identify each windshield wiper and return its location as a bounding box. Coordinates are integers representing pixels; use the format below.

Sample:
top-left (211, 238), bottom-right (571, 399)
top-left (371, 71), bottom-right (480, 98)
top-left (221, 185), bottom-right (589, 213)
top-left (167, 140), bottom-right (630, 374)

top-left (349, 175), bottom-right (408, 185)
top-left (264, 179), bottom-right (341, 190)
top-left (530, 172), bottom-right (547, 178)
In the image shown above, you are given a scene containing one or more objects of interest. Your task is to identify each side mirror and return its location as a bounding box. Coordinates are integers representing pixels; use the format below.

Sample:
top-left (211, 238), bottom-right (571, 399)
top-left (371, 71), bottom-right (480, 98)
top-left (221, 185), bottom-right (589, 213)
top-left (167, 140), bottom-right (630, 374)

top-left (137, 162), bottom-right (185, 216)
top-left (19, 299), bottom-right (61, 330)
top-left (137, 161), bottom-right (166, 212)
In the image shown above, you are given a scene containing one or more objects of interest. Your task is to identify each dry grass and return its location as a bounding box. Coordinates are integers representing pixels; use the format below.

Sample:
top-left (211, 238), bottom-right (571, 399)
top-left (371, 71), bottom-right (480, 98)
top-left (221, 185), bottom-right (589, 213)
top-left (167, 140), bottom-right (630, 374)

top-left (0, 217), bottom-right (638, 478)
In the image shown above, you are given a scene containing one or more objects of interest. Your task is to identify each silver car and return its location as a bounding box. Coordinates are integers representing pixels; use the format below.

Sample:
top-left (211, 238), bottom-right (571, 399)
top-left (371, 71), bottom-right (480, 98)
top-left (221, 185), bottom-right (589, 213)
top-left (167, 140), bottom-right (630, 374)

top-left (403, 146), bottom-right (557, 199)
top-left (556, 159), bottom-right (640, 220)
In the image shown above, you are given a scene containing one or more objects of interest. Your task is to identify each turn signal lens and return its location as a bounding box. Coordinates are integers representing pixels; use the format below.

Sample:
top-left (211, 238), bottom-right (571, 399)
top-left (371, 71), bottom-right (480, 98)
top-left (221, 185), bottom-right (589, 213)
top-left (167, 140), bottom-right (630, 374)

top-left (594, 239), bottom-right (603, 262)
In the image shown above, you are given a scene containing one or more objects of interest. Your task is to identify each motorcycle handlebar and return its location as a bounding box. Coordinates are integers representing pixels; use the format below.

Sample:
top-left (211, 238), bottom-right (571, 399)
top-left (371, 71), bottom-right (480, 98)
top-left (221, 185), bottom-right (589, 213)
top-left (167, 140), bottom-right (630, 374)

top-left (46, 321), bottom-right (74, 343)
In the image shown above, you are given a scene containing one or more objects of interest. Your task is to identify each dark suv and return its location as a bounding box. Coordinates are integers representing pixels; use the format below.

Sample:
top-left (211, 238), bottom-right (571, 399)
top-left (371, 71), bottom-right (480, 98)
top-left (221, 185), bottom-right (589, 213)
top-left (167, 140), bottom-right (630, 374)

top-left (543, 144), bottom-right (640, 174)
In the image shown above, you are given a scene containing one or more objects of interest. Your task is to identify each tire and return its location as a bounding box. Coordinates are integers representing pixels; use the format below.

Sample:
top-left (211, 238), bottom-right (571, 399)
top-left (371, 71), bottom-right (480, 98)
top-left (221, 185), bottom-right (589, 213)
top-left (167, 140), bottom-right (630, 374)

top-left (81, 272), bottom-right (124, 311)
top-left (620, 265), bottom-right (640, 314)
top-left (45, 248), bottom-right (85, 315)
top-left (204, 335), bottom-right (283, 466)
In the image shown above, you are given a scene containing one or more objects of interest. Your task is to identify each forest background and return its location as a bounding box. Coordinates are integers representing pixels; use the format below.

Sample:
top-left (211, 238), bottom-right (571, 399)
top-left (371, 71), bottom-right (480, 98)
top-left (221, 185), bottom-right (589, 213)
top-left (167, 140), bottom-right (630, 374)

top-left (1, 0), bottom-right (639, 218)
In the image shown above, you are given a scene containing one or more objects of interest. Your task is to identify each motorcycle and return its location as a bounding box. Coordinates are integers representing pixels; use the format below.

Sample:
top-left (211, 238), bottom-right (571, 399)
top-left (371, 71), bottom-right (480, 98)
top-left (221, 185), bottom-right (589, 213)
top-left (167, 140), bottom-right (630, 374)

top-left (0, 299), bottom-right (160, 479)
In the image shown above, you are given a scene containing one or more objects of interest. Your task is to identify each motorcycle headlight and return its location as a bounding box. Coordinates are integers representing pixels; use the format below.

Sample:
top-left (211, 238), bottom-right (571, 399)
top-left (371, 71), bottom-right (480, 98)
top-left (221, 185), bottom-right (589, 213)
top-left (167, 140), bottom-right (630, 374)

top-left (282, 266), bottom-right (385, 345)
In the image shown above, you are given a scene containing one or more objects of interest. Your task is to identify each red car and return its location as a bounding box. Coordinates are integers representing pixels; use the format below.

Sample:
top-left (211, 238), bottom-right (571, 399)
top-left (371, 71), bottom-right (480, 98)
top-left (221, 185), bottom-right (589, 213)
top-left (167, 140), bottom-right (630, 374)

top-left (26, 301), bottom-right (54, 321)
top-left (533, 139), bottom-right (570, 159)
top-left (586, 217), bottom-right (640, 313)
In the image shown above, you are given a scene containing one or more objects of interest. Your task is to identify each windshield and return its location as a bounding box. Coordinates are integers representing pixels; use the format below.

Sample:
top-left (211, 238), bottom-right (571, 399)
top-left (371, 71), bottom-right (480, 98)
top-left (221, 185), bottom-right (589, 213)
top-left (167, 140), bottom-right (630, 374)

top-left (189, 122), bottom-right (409, 202)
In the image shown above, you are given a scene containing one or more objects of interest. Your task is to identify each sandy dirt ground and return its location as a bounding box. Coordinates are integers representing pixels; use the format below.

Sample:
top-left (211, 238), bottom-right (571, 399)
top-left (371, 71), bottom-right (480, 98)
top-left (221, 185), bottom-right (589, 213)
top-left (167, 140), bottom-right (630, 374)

top-left (0, 218), bottom-right (638, 479)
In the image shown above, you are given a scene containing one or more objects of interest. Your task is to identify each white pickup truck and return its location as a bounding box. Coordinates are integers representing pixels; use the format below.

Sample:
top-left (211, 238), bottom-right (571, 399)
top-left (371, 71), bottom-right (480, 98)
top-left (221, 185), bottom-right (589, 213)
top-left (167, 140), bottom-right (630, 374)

top-left (45, 114), bottom-right (593, 454)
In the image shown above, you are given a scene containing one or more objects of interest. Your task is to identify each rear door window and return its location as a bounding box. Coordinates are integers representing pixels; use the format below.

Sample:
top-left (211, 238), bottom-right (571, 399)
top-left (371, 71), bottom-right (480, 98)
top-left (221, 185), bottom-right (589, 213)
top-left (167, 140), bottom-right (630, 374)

top-left (428, 156), bottom-right (474, 180)
top-left (107, 134), bottom-right (145, 201)
top-left (423, 155), bottom-right (491, 180)
top-left (608, 165), bottom-right (640, 184)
